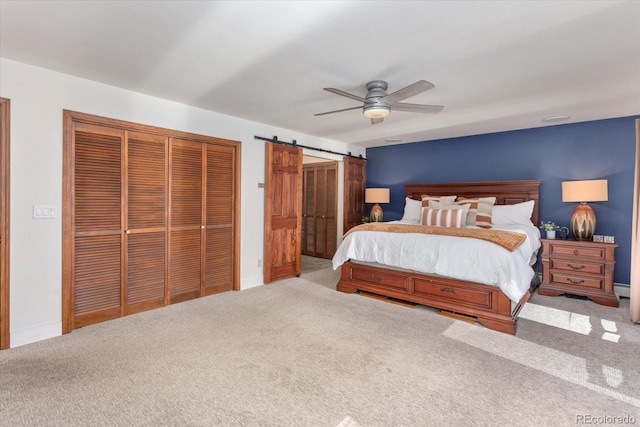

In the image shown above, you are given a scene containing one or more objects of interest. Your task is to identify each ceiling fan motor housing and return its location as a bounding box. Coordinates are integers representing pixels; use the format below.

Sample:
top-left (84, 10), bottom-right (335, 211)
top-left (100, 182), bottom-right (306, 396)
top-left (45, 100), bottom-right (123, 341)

top-left (364, 80), bottom-right (390, 117)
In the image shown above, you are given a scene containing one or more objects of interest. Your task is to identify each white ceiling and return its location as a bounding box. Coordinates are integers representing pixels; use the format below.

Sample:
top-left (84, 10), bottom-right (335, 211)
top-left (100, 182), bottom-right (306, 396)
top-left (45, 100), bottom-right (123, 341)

top-left (1, 1), bottom-right (639, 148)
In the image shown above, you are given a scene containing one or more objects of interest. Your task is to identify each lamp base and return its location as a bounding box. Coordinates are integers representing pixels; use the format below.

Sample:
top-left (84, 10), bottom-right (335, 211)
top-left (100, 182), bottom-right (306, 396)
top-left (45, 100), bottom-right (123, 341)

top-left (570, 202), bottom-right (596, 241)
top-left (370, 204), bottom-right (384, 222)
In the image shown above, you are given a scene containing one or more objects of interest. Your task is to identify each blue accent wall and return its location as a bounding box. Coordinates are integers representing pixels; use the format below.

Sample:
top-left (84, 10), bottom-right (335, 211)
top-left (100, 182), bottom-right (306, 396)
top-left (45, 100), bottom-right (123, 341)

top-left (366, 115), bottom-right (639, 286)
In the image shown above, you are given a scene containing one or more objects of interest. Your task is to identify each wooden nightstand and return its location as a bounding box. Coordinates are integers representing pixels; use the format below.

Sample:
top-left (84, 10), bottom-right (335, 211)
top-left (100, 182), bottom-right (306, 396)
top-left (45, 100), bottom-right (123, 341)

top-left (539, 239), bottom-right (618, 307)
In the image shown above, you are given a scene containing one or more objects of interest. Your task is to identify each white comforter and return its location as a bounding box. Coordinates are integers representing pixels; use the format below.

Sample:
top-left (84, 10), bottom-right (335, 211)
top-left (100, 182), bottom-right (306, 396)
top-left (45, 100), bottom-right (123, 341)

top-left (332, 223), bottom-right (541, 302)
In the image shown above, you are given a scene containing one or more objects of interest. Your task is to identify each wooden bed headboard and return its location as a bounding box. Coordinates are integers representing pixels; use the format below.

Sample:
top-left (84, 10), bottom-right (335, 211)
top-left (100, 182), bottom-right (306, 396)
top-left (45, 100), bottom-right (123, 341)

top-left (405, 180), bottom-right (541, 226)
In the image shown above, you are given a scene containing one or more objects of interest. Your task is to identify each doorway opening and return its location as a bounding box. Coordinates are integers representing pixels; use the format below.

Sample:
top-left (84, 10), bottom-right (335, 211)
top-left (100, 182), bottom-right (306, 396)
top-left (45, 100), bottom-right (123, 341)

top-left (301, 155), bottom-right (338, 273)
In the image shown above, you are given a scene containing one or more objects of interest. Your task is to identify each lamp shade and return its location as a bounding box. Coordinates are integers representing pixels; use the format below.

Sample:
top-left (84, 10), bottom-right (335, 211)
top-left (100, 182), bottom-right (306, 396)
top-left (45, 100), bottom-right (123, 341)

top-left (365, 188), bottom-right (390, 204)
top-left (365, 188), bottom-right (389, 222)
top-left (561, 179), bottom-right (608, 202)
top-left (561, 179), bottom-right (608, 241)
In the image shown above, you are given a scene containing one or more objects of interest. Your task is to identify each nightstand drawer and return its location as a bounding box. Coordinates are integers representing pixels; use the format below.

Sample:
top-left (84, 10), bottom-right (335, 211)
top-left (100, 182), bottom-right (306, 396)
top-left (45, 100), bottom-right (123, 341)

top-left (548, 243), bottom-right (605, 260)
top-left (549, 259), bottom-right (604, 275)
top-left (549, 272), bottom-right (603, 290)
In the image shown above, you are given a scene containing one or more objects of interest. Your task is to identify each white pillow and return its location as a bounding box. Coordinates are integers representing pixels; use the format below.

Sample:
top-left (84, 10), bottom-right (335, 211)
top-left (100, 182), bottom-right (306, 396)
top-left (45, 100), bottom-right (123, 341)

top-left (428, 201), bottom-right (471, 227)
top-left (400, 197), bottom-right (422, 224)
top-left (491, 200), bottom-right (535, 225)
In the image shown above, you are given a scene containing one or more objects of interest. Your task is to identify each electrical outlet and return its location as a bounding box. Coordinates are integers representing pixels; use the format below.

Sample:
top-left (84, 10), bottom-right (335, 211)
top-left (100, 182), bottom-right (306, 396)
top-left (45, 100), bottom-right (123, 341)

top-left (257, 259), bottom-right (262, 267)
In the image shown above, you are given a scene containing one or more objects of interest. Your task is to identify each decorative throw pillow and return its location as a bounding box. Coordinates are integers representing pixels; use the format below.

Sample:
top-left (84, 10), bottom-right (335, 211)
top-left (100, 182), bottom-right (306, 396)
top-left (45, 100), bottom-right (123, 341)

top-left (421, 207), bottom-right (465, 228)
top-left (491, 200), bottom-right (535, 226)
top-left (400, 197), bottom-right (422, 224)
top-left (456, 197), bottom-right (497, 228)
top-left (429, 201), bottom-right (471, 226)
top-left (420, 195), bottom-right (457, 208)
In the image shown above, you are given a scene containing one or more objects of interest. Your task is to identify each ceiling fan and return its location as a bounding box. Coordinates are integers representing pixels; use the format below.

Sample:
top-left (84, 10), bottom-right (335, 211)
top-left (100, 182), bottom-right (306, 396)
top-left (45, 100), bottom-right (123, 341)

top-left (315, 80), bottom-right (444, 124)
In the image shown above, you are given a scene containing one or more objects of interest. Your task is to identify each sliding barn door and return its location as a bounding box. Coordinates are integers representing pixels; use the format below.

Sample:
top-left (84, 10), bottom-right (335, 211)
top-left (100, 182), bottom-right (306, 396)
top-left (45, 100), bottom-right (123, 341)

top-left (343, 156), bottom-right (366, 233)
top-left (264, 142), bottom-right (303, 283)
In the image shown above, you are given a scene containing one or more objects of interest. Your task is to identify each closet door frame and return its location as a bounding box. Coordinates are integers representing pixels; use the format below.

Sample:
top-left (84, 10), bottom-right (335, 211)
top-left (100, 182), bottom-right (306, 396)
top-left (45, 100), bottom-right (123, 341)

top-left (0, 98), bottom-right (9, 349)
top-left (62, 110), bottom-right (241, 334)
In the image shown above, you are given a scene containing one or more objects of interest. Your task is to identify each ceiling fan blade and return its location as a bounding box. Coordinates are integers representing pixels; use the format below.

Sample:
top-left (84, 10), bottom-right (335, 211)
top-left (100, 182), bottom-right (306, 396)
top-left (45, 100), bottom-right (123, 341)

top-left (324, 87), bottom-right (371, 103)
top-left (314, 105), bottom-right (363, 116)
top-left (383, 80), bottom-right (435, 105)
top-left (392, 102), bottom-right (444, 113)
top-left (371, 117), bottom-right (384, 125)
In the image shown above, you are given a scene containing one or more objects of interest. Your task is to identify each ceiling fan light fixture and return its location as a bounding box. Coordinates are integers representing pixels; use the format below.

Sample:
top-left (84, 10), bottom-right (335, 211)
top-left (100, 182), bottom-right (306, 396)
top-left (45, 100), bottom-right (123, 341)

top-left (363, 105), bottom-right (390, 119)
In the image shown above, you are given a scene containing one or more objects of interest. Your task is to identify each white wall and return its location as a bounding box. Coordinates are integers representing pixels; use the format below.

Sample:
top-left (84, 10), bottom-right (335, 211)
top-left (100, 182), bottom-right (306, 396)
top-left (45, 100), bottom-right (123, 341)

top-left (0, 58), bottom-right (365, 347)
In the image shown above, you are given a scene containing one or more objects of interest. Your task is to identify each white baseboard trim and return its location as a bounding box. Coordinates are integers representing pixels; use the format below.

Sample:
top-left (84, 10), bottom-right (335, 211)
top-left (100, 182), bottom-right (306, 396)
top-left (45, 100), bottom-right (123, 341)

top-left (241, 275), bottom-right (264, 290)
top-left (615, 283), bottom-right (630, 298)
top-left (11, 321), bottom-right (61, 348)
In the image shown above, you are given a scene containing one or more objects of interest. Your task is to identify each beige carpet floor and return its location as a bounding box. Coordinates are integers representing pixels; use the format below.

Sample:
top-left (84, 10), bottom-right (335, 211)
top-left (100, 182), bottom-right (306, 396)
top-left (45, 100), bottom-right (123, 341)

top-left (1, 260), bottom-right (639, 426)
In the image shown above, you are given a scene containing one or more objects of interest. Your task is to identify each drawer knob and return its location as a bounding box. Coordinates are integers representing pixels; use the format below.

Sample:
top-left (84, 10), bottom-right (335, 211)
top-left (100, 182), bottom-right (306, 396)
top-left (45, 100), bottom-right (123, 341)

top-left (440, 287), bottom-right (457, 295)
top-left (567, 278), bottom-right (585, 285)
top-left (573, 250), bottom-right (579, 256)
top-left (568, 264), bottom-right (585, 270)
top-left (371, 275), bottom-right (383, 282)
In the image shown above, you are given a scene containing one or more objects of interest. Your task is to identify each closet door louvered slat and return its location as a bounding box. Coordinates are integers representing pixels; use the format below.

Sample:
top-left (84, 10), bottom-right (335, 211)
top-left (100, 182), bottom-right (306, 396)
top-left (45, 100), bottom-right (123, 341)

top-left (170, 139), bottom-right (204, 303)
top-left (126, 131), bottom-right (167, 314)
top-left (204, 145), bottom-right (235, 295)
top-left (73, 124), bottom-right (123, 327)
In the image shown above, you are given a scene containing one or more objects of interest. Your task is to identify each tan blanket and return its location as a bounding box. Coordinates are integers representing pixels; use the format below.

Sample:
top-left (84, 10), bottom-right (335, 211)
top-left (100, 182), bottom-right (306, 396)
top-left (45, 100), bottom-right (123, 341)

top-left (344, 223), bottom-right (526, 251)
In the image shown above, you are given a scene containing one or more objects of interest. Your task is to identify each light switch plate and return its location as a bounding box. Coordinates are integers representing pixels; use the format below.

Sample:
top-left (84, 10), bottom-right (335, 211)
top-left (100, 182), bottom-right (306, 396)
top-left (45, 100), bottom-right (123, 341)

top-left (33, 205), bottom-right (58, 219)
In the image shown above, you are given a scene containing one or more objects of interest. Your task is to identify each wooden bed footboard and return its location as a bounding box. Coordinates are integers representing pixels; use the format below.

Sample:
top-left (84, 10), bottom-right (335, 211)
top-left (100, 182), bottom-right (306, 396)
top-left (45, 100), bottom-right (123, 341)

top-left (337, 261), bottom-right (533, 335)
top-left (336, 180), bottom-right (541, 335)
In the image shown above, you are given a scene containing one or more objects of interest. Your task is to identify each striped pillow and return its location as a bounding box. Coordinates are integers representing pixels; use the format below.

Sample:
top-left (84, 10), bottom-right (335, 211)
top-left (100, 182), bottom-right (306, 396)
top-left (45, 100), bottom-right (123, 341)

top-left (456, 197), bottom-right (497, 228)
top-left (420, 195), bottom-right (457, 208)
top-left (430, 201), bottom-right (471, 226)
top-left (421, 207), bottom-right (465, 228)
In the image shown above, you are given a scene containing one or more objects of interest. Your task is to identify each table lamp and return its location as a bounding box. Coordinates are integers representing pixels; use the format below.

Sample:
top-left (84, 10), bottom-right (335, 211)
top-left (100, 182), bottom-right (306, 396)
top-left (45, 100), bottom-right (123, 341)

top-left (561, 179), bottom-right (608, 241)
top-left (365, 188), bottom-right (390, 222)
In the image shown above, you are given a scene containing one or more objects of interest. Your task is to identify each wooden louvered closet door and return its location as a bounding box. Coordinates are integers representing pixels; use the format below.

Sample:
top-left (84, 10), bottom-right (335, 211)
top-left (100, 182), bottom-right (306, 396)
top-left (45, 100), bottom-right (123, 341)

top-left (73, 123), bottom-right (124, 327)
top-left (302, 167), bottom-right (315, 255)
top-left (126, 131), bottom-right (167, 314)
top-left (302, 162), bottom-right (337, 259)
top-left (204, 144), bottom-right (235, 295)
top-left (63, 111), bottom-right (240, 333)
top-left (169, 139), bottom-right (204, 303)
